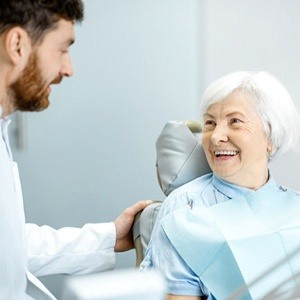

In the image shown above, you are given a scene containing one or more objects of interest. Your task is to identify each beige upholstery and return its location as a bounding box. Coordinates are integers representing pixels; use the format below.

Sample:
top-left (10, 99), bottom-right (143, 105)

top-left (133, 120), bottom-right (211, 266)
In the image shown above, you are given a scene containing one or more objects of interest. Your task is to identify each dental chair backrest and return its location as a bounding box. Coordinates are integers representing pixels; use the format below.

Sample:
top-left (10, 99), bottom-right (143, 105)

top-left (133, 120), bottom-right (211, 266)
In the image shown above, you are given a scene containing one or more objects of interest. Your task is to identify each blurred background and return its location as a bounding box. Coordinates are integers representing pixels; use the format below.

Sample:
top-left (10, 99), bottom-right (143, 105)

top-left (8, 0), bottom-right (300, 297)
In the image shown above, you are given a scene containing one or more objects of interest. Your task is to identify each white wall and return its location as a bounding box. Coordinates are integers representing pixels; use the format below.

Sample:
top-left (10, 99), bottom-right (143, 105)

top-left (202, 0), bottom-right (300, 190)
top-left (9, 0), bottom-right (202, 297)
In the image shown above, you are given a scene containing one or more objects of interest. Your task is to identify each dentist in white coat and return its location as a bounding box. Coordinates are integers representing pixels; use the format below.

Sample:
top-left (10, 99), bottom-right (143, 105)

top-left (0, 1), bottom-right (150, 299)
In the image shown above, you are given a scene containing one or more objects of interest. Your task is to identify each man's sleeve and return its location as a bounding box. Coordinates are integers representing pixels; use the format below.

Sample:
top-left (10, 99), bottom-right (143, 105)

top-left (26, 222), bottom-right (116, 277)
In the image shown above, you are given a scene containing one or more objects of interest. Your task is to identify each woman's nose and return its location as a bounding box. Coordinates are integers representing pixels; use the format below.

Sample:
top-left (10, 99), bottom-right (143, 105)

top-left (210, 124), bottom-right (229, 145)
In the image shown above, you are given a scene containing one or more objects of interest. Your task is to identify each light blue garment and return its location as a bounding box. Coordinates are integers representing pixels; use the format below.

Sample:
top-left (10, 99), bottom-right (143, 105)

top-left (140, 173), bottom-right (300, 299)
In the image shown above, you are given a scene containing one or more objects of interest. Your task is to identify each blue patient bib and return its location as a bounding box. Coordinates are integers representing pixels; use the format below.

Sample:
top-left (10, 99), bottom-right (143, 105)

top-left (161, 190), bottom-right (300, 299)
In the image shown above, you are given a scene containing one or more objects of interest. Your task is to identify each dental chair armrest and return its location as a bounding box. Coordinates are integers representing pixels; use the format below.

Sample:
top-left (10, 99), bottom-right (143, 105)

top-left (133, 201), bottom-right (163, 267)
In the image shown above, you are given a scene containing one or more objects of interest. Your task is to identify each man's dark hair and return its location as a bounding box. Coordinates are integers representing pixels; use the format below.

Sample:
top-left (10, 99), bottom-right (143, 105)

top-left (0, 0), bottom-right (84, 42)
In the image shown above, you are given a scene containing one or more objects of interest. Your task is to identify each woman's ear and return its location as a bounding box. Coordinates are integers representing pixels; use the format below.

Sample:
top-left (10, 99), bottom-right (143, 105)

top-left (4, 27), bottom-right (32, 66)
top-left (267, 140), bottom-right (277, 158)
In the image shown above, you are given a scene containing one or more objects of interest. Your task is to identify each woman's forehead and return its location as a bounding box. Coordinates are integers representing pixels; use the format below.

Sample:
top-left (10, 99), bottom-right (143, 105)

top-left (205, 92), bottom-right (261, 118)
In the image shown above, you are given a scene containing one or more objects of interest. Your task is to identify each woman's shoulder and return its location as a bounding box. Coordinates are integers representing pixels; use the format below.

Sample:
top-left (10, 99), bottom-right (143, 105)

top-left (278, 184), bottom-right (300, 197)
top-left (158, 173), bottom-right (213, 217)
top-left (171, 173), bottom-right (213, 195)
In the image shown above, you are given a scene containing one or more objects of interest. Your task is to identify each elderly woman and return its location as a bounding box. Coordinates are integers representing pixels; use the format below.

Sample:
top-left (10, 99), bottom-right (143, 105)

top-left (140, 71), bottom-right (300, 300)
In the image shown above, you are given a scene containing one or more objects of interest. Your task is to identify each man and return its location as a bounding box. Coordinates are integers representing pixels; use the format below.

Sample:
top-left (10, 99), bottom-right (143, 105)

top-left (0, 1), bottom-right (150, 299)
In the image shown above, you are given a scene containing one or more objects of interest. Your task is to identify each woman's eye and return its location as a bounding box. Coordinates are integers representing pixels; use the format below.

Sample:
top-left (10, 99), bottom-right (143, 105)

top-left (204, 120), bottom-right (216, 128)
top-left (230, 118), bottom-right (242, 124)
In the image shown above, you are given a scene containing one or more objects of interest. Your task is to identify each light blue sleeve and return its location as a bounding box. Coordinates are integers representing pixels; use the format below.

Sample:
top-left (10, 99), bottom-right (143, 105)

top-left (140, 192), bottom-right (206, 297)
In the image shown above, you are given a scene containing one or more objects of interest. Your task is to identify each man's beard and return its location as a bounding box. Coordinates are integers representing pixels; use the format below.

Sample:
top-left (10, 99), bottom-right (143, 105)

top-left (9, 52), bottom-right (50, 112)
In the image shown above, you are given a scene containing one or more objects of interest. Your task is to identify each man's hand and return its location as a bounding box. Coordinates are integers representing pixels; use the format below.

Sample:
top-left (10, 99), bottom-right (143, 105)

top-left (113, 200), bottom-right (152, 252)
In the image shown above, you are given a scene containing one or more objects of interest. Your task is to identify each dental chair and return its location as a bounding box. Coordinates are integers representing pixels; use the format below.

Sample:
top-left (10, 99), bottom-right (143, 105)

top-left (133, 120), bottom-right (211, 266)
top-left (61, 120), bottom-right (210, 300)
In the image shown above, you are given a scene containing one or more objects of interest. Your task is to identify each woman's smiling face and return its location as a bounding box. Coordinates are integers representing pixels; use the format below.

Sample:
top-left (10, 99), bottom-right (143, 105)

top-left (201, 91), bottom-right (271, 189)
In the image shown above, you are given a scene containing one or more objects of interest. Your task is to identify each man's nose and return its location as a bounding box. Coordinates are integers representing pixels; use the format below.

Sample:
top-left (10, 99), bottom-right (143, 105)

top-left (60, 54), bottom-right (74, 77)
top-left (210, 124), bottom-right (229, 145)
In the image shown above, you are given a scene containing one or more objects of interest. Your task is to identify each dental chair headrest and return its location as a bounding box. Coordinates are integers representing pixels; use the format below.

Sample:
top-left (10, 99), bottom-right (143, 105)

top-left (133, 120), bottom-right (212, 266)
top-left (156, 120), bottom-right (211, 196)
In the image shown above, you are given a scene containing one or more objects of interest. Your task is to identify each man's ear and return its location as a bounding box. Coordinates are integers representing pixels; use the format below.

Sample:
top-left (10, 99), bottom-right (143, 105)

top-left (4, 27), bottom-right (32, 66)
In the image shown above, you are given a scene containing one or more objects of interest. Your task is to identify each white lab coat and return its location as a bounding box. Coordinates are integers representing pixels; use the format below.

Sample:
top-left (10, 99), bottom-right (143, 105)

top-left (0, 119), bottom-right (116, 299)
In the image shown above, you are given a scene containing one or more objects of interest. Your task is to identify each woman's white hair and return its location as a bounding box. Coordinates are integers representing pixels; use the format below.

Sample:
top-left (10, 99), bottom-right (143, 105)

top-left (200, 71), bottom-right (300, 158)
